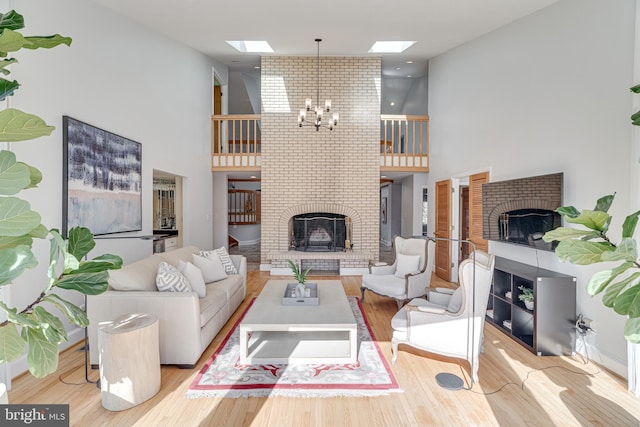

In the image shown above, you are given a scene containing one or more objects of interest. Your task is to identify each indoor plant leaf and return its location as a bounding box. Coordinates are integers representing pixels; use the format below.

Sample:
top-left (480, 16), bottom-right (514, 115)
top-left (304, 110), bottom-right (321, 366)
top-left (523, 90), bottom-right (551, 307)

top-left (0, 149), bottom-right (30, 194)
top-left (613, 284), bottom-right (640, 317)
top-left (0, 300), bottom-right (38, 328)
top-left (55, 271), bottom-right (109, 295)
top-left (0, 323), bottom-right (25, 363)
top-left (44, 294), bottom-right (89, 327)
top-left (586, 262), bottom-right (634, 295)
top-left (67, 226), bottom-right (95, 260)
top-left (0, 10), bottom-right (24, 31)
top-left (594, 193), bottom-right (615, 213)
top-left (0, 77), bottom-right (19, 101)
top-left (622, 210), bottom-right (640, 238)
top-left (563, 209), bottom-right (611, 232)
top-left (0, 29), bottom-right (29, 53)
top-left (28, 224), bottom-right (48, 239)
top-left (22, 35), bottom-right (72, 50)
top-left (0, 197), bottom-right (41, 236)
top-left (556, 205), bottom-right (580, 218)
top-left (0, 108), bottom-right (55, 142)
top-left (625, 317), bottom-right (640, 344)
top-left (32, 306), bottom-right (67, 344)
top-left (0, 234), bottom-right (32, 251)
top-left (554, 240), bottom-right (614, 265)
top-left (602, 274), bottom-right (640, 307)
top-left (600, 238), bottom-right (638, 263)
top-left (0, 58), bottom-right (17, 75)
top-left (542, 226), bottom-right (599, 243)
top-left (0, 245), bottom-right (37, 286)
top-left (24, 327), bottom-right (59, 378)
top-left (72, 255), bottom-right (123, 274)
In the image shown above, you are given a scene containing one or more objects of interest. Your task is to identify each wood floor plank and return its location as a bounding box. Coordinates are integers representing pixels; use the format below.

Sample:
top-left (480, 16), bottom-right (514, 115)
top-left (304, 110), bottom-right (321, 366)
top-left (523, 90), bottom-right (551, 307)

top-left (6, 271), bottom-right (640, 426)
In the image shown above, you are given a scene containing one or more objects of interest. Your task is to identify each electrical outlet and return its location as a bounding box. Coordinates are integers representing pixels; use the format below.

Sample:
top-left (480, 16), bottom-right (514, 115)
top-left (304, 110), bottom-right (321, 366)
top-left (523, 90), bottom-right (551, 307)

top-left (576, 314), bottom-right (595, 333)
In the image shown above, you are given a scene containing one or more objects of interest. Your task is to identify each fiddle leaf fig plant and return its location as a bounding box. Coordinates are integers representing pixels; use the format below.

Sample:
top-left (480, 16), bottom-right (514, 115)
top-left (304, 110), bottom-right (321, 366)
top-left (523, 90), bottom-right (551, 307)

top-left (543, 193), bottom-right (640, 343)
top-left (0, 9), bottom-right (122, 378)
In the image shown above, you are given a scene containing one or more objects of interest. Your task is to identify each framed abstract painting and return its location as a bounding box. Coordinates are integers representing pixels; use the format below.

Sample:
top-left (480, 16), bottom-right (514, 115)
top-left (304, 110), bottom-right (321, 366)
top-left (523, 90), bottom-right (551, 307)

top-left (62, 116), bottom-right (142, 236)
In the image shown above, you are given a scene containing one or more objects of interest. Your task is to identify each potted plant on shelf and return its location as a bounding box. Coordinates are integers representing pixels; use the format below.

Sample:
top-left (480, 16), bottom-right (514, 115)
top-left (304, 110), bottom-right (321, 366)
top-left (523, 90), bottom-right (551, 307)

top-left (0, 9), bottom-right (123, 379)
top-left (288, 259), bottom-right (311, 297)
top-left (518, 286), bottom-right (534, 310)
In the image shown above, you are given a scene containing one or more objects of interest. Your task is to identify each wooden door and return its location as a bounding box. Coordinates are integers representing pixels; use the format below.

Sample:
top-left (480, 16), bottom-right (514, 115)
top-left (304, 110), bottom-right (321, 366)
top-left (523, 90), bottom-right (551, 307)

top-left (435, 179), bottom-right (451, 281)
top-left (213, 85), bottom-right (222, 153)
top-left (460, 186), bottom-right (470, 261)
top-left (469, 171), bottom-right (489, 253)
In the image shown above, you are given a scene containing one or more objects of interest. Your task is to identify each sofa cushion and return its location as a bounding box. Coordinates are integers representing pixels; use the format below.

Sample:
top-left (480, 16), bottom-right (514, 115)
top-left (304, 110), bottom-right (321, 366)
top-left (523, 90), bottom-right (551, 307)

top-left (362, 274), bottom-right (407, 299)
top-left (158, 245), bottom-right (199, 267)
top-left (192, 254), bottom-right (227, 283)
top-left (108, 254), bottom-right (165, 291)
top-left (156, 262), bottom-right (191, 293)
top-left (179, 261), bottom-right (206, 298)
top-left (394, 253), bottom-right (420, 278)
top-left (199, 275), bottom-right (244, 326)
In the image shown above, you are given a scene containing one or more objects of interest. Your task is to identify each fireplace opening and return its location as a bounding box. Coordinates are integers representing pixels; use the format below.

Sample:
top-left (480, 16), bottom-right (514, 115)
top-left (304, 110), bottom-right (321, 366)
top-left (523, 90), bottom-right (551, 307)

top-left (498, 208), bottom-right (561, 250)
top-left (290, 213), bottom-right (347, 252)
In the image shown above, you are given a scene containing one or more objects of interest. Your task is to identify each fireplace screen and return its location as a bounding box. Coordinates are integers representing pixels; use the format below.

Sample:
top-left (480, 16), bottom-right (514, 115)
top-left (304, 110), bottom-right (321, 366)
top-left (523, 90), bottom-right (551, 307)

top-left (498, 208), bottom-right (561, 250)
top-left (290, 213), bottom-right (347, 252)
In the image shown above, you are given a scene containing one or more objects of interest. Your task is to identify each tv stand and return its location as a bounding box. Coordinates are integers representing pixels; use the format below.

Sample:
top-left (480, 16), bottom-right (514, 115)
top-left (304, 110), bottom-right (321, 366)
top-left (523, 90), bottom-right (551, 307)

top-left (486, 256), bottom-right (576, 356)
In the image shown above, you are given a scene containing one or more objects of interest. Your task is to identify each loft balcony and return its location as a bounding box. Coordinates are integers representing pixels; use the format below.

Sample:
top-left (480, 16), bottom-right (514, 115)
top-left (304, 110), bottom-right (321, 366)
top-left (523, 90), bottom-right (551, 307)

top-left (211, 114), bottom-right (429, 172)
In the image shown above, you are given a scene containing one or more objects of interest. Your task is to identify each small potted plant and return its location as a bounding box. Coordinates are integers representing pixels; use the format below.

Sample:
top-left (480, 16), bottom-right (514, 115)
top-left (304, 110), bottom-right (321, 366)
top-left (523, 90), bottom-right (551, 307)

top-left (288, 259), bottom-right (311, 297)
top-left (518, 286), bottom-right (534, 310)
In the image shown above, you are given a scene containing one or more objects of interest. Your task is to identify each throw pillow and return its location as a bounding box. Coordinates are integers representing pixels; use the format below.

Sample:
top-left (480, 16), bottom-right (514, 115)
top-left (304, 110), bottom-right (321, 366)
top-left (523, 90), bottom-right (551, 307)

top-left (394, 253), bottom-right (420, 278)
top-left (156, 262), bottom-right (191, 293)
top-left (199, 246), bottom-right (238, 275)
top-left (193, 254), bottom-right (228, 283)
top-left (447, 287), bottom-right (464, 313)
top-left (179, 261), bottom-right (206, 298)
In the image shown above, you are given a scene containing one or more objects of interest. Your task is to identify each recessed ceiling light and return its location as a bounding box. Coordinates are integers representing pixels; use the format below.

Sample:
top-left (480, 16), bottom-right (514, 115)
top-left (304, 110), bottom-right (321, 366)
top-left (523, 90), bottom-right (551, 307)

top-left (381, 175), bottom-right (387, 179)
top-left (406, 60), bottom-right (414, 64)
top-left (368, 41), bottom-right (416, 53)
top-left (390, 101), bottom-right (396, 106)
top-left (254, 66), bottom-right (261, 69)
top-left (395, 67), bottom-right (401, 70)
top-left (226, 40), bottom-right (274, 53)
top-left (250, 175), bottom-right (257, 179)
top-left (407, 75), bottom-right (412, 78)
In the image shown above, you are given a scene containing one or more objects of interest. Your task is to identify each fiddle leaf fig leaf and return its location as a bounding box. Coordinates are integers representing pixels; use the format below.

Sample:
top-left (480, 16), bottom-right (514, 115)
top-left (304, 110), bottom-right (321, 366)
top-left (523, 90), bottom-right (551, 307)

top-left (603, 273), bottom-right (640, 307)
top-left (556, 205), bottom-right (580, 218)
top-left (0, 108), bottom-right (55, 142)
top-left (20, 162), bottom-right (42, 189)
top-left (0, 29), bottom-right (29, 53)
top-left (586, 262), bottom-right (635, 295)
top-left (0, 197), bottom-right (41, 236)
top-left (0, 10), bottom-right (24, 31)
top-left (623, 210), bottom-right (640, 239)
top-left (555, 240), bottom-right (614, 265)
top-left (0, 323), bottom-right (24, 363)
top-left (22, 35), bottom-right (72, 50)
top-left (0, 77), bottom-right (19, 101)
top-left (44, 294), bottom-right (88, 327)
top-left (24, 327), bottom-right (59, 378)
top-left (625, 318), bottom-right (640, 344)
top-left (564, 209), bottom-right (611, 232)
top-left (0, 149), bottom-right (30, 194)
top-left (0, 234), bottom-right (32, 251)
top-left (33, 306), bottom-right (66, 344)
top-left (73, 255), bottom-right (123, 274)
top-left (56, 271), bottom-right (109, 295)
top-left (594, 194), bottom-right (615, 213)
top-left (614, 284), bottom-right (640, 317)
top-left (542, 227), bottom-right (599, 243)
top-left (0, 245), bottom-right (37, 286)
top-left (0, 58), bottom-right (17, 75)
top-left (67, 226), bottom-right (95, 260)
top-left (29, 224), bottom-right (48, 239)
top-left (0, 300), bottom-right (37, 328)
top-left (600, 238), bottom-right (638, 263)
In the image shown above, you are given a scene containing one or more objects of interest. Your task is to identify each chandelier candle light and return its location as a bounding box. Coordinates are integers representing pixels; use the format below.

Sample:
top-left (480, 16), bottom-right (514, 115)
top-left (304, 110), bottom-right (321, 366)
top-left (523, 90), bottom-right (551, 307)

top-left (298, 38), bottom-right (339, 131)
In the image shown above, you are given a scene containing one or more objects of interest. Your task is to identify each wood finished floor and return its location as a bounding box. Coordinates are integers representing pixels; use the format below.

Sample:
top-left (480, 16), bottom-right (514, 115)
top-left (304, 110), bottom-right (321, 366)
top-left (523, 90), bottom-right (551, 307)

top-left (7, 271), bottom-right (640, 426)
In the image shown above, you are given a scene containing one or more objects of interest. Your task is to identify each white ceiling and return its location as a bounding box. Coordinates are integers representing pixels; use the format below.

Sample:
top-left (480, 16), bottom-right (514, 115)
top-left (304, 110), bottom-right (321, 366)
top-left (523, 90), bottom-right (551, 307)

top-left (90, 0), bottom-right (559, 77)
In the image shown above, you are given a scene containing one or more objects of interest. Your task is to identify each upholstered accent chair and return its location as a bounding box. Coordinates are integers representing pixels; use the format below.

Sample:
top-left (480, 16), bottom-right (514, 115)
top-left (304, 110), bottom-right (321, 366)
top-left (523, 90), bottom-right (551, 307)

top-left (390, 250), bottom-right (495, 384)
top-left (361, 236), bottom-right (436, 308)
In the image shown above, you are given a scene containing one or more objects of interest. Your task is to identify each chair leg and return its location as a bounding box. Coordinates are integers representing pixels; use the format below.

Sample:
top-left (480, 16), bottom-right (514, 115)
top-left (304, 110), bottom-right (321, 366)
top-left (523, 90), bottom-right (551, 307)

top-left (391, 339), bottom-right (398, 364)
top-left (360, 287), bottom-right (366, 302)
top-left (396, 299), bottom-right (404, 310)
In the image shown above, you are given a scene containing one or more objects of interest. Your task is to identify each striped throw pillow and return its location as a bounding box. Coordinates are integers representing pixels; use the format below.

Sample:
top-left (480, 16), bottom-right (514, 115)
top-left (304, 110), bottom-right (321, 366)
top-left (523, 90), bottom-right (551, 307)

top-left (156, 262), bottom-right (191, 293)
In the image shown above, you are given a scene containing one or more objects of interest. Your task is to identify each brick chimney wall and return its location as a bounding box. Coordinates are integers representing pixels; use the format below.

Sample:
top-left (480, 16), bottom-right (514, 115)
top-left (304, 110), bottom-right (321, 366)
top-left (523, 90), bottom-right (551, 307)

top-left (260, 56), bottom-right (381, 269)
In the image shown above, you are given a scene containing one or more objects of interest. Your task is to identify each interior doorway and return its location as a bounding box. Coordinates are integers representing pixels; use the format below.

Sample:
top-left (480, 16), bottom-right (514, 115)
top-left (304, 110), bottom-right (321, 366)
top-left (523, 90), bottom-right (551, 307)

top-left (152, 170), bottom-right (184, 248)
top-left (459, 186), bottom-right (470, 261)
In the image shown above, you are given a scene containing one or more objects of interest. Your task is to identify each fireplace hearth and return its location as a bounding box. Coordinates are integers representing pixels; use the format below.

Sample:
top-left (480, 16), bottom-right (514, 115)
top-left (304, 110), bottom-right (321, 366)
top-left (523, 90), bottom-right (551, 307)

top-left (290, 213), bottom-right (348, 252)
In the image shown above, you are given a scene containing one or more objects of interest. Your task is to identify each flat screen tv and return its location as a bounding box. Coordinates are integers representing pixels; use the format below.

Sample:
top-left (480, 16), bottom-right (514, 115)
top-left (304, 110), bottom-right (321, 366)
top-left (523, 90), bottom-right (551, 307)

top-left (481, 172), bottom-right (563, 251)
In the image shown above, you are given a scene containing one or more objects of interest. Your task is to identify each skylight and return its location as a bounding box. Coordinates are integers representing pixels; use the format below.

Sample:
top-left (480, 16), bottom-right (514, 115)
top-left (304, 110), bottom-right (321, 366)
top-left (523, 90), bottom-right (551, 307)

top-left (368, 41), bottom-right (416, 53)
top-left (226, 41), bottom-right (274, 53)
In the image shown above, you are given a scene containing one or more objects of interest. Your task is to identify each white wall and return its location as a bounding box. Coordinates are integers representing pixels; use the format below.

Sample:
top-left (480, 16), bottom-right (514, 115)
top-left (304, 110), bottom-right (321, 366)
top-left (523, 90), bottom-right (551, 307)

top-left (6, 0), bottom-right (221, 378)
top-left (428, 0), bottom-right (635, 375)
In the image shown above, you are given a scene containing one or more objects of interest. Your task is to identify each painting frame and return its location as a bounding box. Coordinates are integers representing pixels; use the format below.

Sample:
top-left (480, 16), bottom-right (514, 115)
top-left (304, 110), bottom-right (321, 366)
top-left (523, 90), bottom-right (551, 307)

top-left (62, 116), bottom-right (142, 237)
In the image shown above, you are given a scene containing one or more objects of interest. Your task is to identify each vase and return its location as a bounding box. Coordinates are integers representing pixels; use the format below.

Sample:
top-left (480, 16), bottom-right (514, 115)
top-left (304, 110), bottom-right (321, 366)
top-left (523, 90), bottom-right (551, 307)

top-left (524, 300), bottom-right (534, 311)
top-left (295, 283), bottom-right (306, 298)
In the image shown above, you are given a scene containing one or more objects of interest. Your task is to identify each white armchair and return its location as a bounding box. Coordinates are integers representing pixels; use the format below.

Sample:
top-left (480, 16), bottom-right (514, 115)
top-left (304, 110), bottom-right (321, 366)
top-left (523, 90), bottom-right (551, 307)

top-left (390, 250), bottom-right (495, 384)
top-left (361, 236), bottom-right (435, 308)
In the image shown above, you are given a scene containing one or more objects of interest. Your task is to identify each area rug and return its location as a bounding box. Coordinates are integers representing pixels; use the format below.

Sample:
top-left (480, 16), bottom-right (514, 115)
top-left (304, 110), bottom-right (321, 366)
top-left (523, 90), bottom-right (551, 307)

top-left (186, 297), bottom-right (402, 398)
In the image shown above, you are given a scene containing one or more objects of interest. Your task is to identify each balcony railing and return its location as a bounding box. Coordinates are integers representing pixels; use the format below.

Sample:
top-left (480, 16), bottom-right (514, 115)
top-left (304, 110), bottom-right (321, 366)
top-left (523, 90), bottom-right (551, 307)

top-left (228, 189), bottom-right (261, 225)
top-left (211, 114), bottom-right (428, 172)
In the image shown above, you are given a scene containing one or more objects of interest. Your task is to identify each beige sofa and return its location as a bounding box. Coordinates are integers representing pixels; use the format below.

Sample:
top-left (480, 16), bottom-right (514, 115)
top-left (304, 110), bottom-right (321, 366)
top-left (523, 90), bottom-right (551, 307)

top-left (87, 246), bottom-right (246, 368)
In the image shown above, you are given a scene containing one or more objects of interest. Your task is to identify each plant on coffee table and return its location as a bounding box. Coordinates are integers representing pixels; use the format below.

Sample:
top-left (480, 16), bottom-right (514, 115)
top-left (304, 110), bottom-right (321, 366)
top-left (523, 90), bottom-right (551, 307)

top-left (288, 259), bottom-right (311, 285)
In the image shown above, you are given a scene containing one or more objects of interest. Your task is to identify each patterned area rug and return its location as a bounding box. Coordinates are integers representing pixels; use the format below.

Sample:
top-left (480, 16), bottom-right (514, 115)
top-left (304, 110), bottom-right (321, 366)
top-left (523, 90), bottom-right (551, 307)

top-left (186, 297), bottom-right (401, 398)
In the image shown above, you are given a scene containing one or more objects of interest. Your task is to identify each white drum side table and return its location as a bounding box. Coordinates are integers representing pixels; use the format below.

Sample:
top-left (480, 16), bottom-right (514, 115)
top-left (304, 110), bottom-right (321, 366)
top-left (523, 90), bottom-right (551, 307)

top-left (99, 313), bottom-right (160, 411)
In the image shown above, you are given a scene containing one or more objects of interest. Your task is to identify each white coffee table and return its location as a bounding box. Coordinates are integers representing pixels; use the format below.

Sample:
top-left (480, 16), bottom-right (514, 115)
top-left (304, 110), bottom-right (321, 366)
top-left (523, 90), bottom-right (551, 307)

top-left (239, 280), bottom-right (358, 364)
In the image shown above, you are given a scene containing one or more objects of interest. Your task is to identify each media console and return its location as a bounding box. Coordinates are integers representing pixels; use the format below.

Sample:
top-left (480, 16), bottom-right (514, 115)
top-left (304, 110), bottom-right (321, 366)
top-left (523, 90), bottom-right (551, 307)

top-left (486, 256), bottom-right (576, 356)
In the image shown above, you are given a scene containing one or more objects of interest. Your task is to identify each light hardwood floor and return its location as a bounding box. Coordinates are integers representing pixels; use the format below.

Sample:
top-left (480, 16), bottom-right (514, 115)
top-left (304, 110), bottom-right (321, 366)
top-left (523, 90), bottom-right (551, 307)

top-left (7, 271), bottom-right (640, 426)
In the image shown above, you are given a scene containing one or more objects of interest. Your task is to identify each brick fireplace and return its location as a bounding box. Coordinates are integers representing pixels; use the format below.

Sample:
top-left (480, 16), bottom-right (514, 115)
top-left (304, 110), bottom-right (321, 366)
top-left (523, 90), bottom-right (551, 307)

top-left (260, 56), bottom-right (380, 273)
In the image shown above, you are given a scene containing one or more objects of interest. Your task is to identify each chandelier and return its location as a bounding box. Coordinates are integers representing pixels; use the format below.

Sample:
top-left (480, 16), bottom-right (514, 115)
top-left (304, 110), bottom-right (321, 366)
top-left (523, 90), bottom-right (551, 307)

top-left (298, 39), bottom-right (339, 131)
